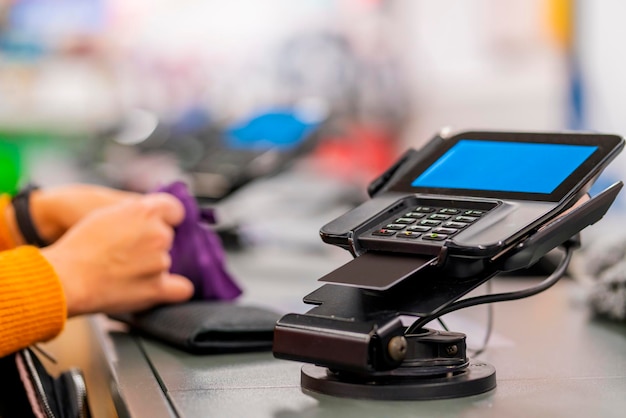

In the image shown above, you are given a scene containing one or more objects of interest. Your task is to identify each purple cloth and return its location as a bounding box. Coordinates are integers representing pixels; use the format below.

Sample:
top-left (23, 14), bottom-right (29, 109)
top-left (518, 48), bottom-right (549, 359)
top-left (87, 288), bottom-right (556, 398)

top-left (158, 182), bottom-right (242, 300)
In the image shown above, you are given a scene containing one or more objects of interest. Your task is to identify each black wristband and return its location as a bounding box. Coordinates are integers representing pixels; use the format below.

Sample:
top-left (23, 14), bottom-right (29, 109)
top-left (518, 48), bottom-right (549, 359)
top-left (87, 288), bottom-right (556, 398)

top-left (11, 184), bottom-right (49, 247)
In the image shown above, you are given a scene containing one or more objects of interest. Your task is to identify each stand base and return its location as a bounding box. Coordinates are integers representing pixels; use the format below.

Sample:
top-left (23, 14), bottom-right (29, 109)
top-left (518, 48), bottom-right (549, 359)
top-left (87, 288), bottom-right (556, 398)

top-left (301, 362), bottom-right (496, 401)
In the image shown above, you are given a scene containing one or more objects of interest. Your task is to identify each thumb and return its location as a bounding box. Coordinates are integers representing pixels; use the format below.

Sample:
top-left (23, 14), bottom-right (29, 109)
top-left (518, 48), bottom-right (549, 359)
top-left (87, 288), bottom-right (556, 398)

top-left (158, 273), bottom-right (195, 304)
top-left (141, 193), bottom-right (185, 227)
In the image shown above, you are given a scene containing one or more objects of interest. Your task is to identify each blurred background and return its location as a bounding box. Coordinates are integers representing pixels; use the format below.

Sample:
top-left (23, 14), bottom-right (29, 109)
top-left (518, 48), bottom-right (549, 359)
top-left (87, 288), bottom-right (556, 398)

top-left (1, 0), bottom-right (625, 249)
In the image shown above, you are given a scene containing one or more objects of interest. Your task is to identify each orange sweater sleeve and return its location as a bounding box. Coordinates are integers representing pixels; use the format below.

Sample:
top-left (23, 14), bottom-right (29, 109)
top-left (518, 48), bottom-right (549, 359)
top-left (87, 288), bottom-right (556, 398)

top-left (0, 195), bottom-right (67, 357)
top-left (0, 194), bottom-right (17, 251)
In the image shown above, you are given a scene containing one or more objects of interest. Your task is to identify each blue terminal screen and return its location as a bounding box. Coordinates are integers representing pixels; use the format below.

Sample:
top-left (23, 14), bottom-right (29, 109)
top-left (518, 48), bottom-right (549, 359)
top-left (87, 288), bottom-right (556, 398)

top-left (411, 140), bottom-right (599, 194)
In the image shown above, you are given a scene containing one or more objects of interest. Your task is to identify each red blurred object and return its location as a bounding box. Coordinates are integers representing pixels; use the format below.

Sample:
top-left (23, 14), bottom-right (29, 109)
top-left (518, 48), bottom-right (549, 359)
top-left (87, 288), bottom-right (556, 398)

top-left (312, 123), bottom-right (401, 186)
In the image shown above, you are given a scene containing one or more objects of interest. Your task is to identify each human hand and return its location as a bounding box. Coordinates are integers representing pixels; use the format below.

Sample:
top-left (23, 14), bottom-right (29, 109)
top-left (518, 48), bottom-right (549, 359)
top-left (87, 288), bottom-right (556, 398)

top-left (41, 193), bottom-right (194, 316)
top-left (28, 184), bottom-right (139, 245)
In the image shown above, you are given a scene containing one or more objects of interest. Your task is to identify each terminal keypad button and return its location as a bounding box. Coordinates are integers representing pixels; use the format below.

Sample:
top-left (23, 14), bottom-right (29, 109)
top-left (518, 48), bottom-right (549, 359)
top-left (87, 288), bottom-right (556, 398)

top-left (384, 223), bottom-right (407, 230)
top-left (463, 210), bottom-right (485, 217)
top-left (373, 229), bottom-right (396, 236)
top-left (395, 231), bottom-right (421, 239)
top-left (422, 233), bottom-right (448, 241)
top-left (444, 221), bottom-right (469, 229)
top-left (368, 202), bottom-right (493, 245)
top-left (394, 217), bottom-right (416, 224)
top-left (406, 225), bottom-right (432, 233)
top-left (414, 207), bottom-right (436, 213)
top-left (419, 219), bottom-right (442, 227)
top-left (454, 216), bottom-right (478, 223)
top-left (439, 208), bottom-right (461, 215)
top-left (433, 227), bottom-right (459, 235)
top-left (404, 212), bottom-right (426, 218)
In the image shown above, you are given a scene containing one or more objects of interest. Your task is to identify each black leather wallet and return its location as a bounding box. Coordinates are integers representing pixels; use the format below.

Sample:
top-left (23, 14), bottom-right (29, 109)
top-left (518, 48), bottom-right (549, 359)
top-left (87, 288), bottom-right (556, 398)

top-left (112, 301), bottom-right (281, 354)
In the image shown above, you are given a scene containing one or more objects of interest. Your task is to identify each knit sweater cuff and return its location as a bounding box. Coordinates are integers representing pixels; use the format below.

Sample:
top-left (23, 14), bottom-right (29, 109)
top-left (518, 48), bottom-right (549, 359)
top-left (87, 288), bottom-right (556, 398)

top-left (0, 246), bottom-right (67, 357)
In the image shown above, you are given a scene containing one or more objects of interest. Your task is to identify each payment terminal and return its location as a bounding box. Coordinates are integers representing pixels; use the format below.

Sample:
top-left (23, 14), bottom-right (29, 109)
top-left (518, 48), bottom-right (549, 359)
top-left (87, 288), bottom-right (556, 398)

top-left (318, 130), bottom-right (624, 288)
top-left (273, 130), bottom-right (624, 400)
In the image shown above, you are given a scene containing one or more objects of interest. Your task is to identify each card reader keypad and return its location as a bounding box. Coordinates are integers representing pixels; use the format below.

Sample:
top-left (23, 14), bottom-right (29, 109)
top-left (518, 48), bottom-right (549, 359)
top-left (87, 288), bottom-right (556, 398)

top-left (370, 205), bottom-right (488, 243)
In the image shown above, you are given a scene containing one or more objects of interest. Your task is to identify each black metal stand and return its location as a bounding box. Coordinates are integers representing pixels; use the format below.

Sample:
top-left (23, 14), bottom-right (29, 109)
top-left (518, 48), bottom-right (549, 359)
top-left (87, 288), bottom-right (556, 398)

top-left (301, 361), bottom-right (496, 401)
top-left (300, 326), bottom-right (497, 400)
top-left (273, 260), bottom-right (501, 400)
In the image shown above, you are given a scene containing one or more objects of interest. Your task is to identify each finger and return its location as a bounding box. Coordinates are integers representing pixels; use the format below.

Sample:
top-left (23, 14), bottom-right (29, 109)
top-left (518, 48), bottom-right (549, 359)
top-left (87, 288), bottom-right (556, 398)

top-left (143, 222), bottom-right (175, 251)
top-left (122, 252), bottom-right (172, 278)
top-left (140, 193), bottom-right (185, 226)
top-left (156, 273), bottom-right (195, 304)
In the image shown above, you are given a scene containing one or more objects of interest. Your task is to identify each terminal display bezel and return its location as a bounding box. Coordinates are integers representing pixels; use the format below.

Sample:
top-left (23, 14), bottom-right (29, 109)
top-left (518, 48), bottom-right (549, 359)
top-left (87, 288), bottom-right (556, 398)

top-left (388, 131), bottom-right (623, 202)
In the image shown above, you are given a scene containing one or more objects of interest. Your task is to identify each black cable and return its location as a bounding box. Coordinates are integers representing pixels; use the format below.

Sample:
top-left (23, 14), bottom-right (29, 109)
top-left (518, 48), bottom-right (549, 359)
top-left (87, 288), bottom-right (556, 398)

top-left (436, 317), bottom-right (449, 331)
top-left (468, 281), bottom-right (494, 357)
top-left (405, 245), bottom-right (573, 334)
top-left (431, 281), bottom-right (494, 356)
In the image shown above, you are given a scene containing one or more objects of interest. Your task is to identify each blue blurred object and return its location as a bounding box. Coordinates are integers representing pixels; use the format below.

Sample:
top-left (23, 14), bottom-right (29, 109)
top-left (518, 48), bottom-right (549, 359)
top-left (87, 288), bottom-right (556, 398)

top-left (224, 110), bottom-right (322, 151)
top-left (188, 106), bottom-right (327, 201)
top-left (90, 105), bottom-right (327, 201)
top-left (8, 0), bottom-right (105, 38)
top-left (0, 0), bottom-right (105, 58)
